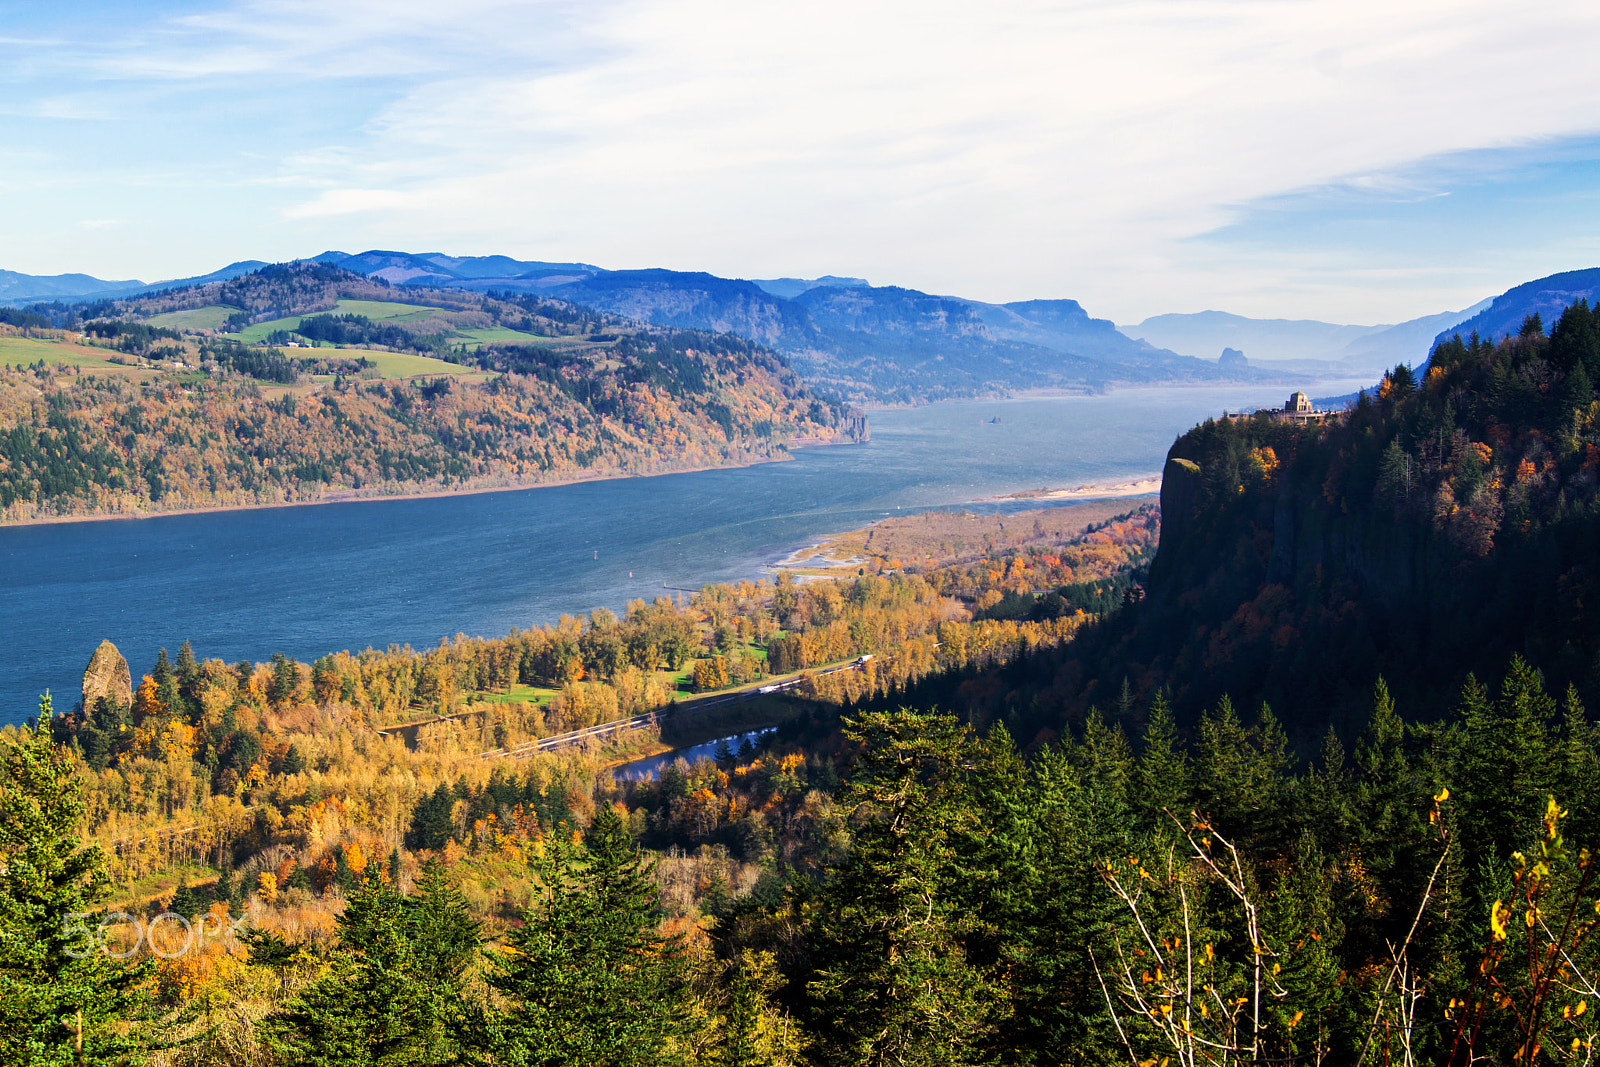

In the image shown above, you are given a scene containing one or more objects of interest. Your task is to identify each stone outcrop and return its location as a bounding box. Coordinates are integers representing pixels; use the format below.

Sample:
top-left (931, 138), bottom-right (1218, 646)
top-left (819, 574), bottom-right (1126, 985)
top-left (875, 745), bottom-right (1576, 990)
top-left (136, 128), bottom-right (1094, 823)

top-left (82, 639), bottom-right (132, 711)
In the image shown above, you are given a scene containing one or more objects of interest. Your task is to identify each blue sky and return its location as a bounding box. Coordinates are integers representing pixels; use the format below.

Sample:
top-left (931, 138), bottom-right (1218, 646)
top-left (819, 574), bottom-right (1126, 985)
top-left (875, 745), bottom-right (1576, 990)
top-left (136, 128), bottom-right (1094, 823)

top-left (5, 0), bottom-right (1600, 324)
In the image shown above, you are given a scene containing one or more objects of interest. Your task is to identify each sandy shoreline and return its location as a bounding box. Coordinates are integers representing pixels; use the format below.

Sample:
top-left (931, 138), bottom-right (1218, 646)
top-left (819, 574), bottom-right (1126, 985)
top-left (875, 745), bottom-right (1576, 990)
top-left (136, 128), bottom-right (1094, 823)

top-left (978, 474), bottom-right (1163, 503)
top-left (768, 473), bottom-right (1163, 578)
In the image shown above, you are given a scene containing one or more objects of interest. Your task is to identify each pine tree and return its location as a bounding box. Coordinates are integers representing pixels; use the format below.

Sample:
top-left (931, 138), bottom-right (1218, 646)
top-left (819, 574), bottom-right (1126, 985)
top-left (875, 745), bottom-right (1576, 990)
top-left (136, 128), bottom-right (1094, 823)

top-left (1454, 659), bottom-right (1558, 861)
top-left (410, 862), bottom-right (481, 987)
top-left (1136, 690), bottom-right (1190, 827)
top-left (713, 951), bottom-right (801, 1067)
top-left (169, 882), bottom-right (200, 919)
top-left (258, 874), bottom-right (475, 1065)
top-left (488, 806), bottom-right (688, 1066)
top-left (0, 694), bottom-right (155, 1064)
top-left (805, 710), bottom-right (1007, 1066)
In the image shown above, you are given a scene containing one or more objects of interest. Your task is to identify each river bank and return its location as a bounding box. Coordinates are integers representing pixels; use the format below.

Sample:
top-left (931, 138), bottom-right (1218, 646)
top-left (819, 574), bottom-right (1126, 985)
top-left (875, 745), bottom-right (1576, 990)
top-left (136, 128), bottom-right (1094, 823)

top-left (768, 489), bottom-right (1160, 580)
top-left (0, 387), bottom-right (1340, 724)
top-left (981, 474), bottom-right (1163, 502)
top-left (0, 440), bottom-right (856, 530)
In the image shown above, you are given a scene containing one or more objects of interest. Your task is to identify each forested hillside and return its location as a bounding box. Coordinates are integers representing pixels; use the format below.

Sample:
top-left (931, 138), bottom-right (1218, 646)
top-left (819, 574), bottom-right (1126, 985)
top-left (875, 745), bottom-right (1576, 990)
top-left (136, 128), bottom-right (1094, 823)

top-left (893, 301), bottom-right (1600, 747)
top-left (12, 298), bottom-right (1600, 1066)
top-left (0, 264), bottom-right (859, 522)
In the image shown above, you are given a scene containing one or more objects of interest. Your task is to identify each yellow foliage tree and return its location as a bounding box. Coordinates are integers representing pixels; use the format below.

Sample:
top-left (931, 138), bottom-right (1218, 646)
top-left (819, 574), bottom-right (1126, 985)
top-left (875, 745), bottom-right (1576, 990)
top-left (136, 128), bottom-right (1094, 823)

top-left (256, 871), bottom-right (278, 904)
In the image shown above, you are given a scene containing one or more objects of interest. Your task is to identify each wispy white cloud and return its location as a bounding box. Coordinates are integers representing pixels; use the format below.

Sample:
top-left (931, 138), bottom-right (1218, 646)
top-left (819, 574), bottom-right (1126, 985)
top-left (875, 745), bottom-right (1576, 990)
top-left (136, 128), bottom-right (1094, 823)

top-left (283, 188), bottom-right (413, 219)
top-left (7, 0), bottom-right (1600, 320)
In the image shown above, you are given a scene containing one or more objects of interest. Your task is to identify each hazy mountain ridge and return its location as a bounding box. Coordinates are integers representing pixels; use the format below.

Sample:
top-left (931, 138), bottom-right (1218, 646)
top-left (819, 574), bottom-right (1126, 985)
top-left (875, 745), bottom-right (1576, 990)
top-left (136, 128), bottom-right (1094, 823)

top-left (313, 250), bottom-right (605, 288)
top-left (277, 252), bottom-right (1292, 400)
top-left (18, 245), bottom-right (1549, 403)
top-left (1125, 300), bottom-right (1492, 370)
top-left (0, 261), bottom-right (270, 304)
top-left (511, 268), bottom-right (1254, 402)
top-left (0, 269), bottom-right (146, 302)
top-left (1431, 267), bottom-right (1600, 351)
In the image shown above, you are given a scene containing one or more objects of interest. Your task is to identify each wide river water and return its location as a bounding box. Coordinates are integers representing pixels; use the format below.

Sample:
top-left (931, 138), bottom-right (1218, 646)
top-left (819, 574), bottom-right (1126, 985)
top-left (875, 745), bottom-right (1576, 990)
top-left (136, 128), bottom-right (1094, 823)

top-left (0, 383), bottom-right (1371, 724)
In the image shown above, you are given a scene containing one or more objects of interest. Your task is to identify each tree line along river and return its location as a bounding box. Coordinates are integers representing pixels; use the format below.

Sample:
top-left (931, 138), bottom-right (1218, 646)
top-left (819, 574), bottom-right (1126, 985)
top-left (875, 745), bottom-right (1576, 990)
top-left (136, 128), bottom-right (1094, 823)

top-left (0, 383), bottom-right (1372, 725)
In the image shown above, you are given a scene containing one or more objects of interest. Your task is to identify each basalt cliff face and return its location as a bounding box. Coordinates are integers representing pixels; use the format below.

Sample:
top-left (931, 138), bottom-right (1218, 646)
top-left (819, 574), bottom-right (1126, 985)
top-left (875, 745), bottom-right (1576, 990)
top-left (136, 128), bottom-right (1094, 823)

top-left (936, 316), bottom-right (1600, 742)
top-left (1141, 328), bottom-right (1600, 732)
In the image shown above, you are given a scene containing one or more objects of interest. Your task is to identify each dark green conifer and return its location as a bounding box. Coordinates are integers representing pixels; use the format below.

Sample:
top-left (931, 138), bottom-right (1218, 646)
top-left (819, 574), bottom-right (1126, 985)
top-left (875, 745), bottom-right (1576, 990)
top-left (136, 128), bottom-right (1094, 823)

top-left (259, 872), bottom-right (477, 1065)
top-left (1136, 690), bottom-right (1190, 826)
top-left (0, 695), bottom-right (156, 1064)
top-left (488, 806), bottom-right (687, 1066)
top-left (805, 710), bottom-right (1006, 1066)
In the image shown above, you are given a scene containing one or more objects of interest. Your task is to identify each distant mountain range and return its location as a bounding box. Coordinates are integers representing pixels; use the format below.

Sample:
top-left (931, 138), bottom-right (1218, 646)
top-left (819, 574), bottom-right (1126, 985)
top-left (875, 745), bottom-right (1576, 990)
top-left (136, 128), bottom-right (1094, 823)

top-left (10, 249), bottom-right (1595, 402)
top-left (1123, 301), bottom-right (1493, 373)
top-left (0, 260), bottom-right (270, 303)
top-left (9, 250), bottom-right (1258, 402)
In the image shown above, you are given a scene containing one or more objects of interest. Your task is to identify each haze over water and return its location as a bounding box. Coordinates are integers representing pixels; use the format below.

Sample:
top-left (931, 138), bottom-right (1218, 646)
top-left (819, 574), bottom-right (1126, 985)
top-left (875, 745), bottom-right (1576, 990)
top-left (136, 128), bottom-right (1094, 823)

top-left (0, 384), bottom-right (1367, 724)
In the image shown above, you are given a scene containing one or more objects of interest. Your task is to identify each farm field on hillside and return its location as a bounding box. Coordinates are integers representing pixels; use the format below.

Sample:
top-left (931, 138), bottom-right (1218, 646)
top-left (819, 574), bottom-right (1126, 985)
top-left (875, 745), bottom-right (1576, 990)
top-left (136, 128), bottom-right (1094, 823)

top-left (360, 350), bottom-right (497, 380)
top-left (145, 305), bottom-right (237, 330)
top-left (458, 326), bottom-right (543, 346)
top-left (234, 298), bottom-right (448, 343)
top-left (0, 334), bottom-right (129, 370)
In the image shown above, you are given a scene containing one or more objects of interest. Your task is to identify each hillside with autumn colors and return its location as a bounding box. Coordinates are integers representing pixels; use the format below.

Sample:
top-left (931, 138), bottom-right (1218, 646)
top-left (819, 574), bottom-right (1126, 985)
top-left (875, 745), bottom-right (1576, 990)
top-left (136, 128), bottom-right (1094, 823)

top-left (0, 264), bottom-right (860, 522)
top-left (883, 300), bottom-right (1600, 747)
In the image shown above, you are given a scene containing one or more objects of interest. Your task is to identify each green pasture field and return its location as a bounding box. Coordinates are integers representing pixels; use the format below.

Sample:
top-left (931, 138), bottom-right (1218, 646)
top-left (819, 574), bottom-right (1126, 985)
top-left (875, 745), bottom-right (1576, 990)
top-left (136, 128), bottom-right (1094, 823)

top-left (0, 335), bottom-right (124, 370)
top-left (234, 298), bottom-right (450, 344)
top-left (324, 299), bottom-right (447, 322)
top-left (476, 684), bottom-right (558, 706)
top-left (145, 305), bottom-right (237, 331)
top-left (359, 350), bottom-right (495, 380)
top-left (458, 326), bottom-right (541, 347)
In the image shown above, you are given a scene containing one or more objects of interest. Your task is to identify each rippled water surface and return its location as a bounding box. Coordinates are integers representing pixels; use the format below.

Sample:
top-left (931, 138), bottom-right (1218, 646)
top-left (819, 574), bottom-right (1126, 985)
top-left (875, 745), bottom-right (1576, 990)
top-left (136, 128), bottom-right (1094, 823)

top-left (0, 383), bottom-right (1370, 723)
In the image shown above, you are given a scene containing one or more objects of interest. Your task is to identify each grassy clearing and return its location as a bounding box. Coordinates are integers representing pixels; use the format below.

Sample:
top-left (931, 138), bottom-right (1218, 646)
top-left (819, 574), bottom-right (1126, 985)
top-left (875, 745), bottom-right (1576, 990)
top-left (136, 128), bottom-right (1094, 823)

top-left (106, 862), bottom-right (220, 912)
top-left (361, 350), bottom-right (493, 380)
top-left (476, 684), bottom-right (559, 706)
top-left (324, 299), bottom-right (444, 322)
top-left (458, 326), bottom-right (541, 347)
top-left (146, 305), bottom-right (237, 331)
top-left (234, 298), bottom-right (446, 344)
top-left (0, 335), bottom-right (124, 369)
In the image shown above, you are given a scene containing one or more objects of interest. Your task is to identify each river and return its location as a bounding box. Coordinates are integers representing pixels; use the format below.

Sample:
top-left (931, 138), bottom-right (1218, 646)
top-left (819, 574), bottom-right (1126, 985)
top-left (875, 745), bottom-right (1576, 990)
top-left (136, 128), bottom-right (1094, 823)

top-left (0, 382), bottom-right (1371, 724)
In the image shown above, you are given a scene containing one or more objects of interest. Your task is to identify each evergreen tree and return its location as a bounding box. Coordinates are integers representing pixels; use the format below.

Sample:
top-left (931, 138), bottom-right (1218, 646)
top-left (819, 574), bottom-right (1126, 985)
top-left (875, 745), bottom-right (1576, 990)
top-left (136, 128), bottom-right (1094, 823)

top-left (406, 784), bottom-right (455, 852)
top-left (1136, 690), bottom-right (1190, 827)
top-left (975, 736), bottom-right (1123, 1062)
top-left (1193, 696), bottom-right (1287, 838)
top-left (0, 694), bottom-right (155, 1065)
top-left (805, 710), bottom-right (1007, 1066)
top-left (169, 882), bottom-right (200, 919)
top-left (175, 639), bottom-right (202, 714)
top-left (259, 874), bottom-right (476, 1066)
top-left (712, 951), bottom-right (800, 1067)
top-left (1453, 659), bottom-right (1558, 861)
top-left (488, 806), bottom-right (687, 1066)
top-left (410, 862), bottom-right (482, 987)
top-left (1351, 679), bottom-right (1417, 866)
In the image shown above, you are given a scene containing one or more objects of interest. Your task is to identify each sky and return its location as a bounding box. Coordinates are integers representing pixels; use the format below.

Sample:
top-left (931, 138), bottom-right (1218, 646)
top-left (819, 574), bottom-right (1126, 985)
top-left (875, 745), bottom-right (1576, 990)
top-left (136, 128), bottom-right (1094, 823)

top-left (4, 0), bottom-right (1600, 324)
